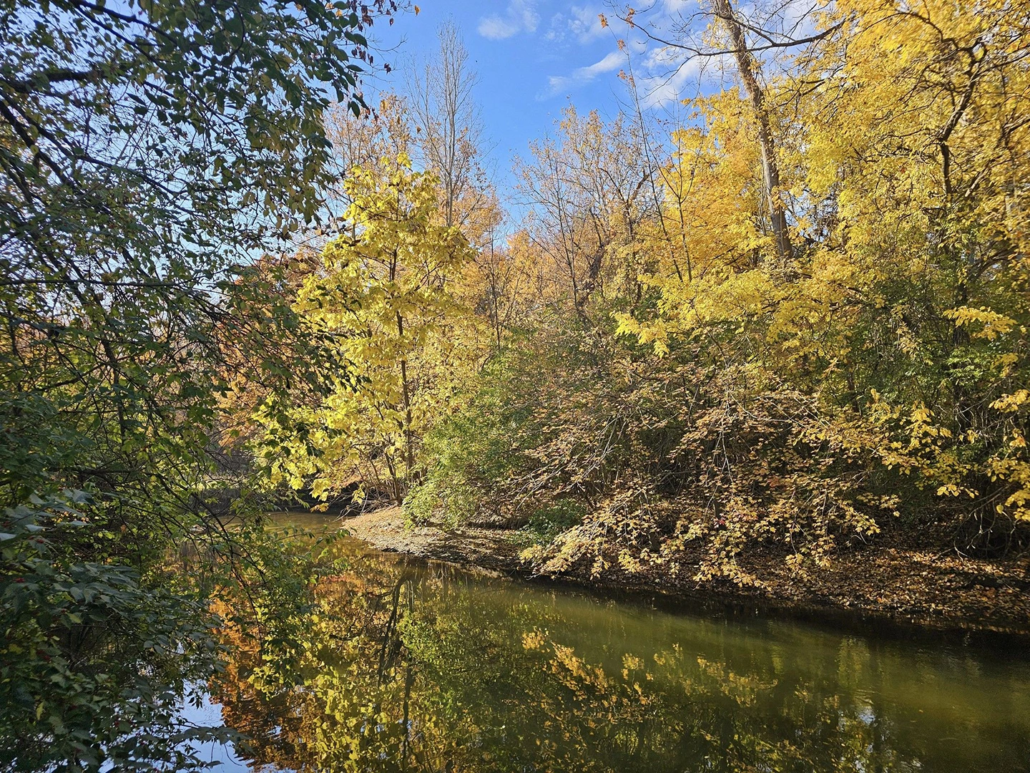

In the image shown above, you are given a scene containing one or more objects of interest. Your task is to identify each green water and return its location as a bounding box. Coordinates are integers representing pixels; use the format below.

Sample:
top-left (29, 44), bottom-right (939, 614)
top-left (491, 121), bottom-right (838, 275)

top-left (199, 513), bottom-right (1030, 772)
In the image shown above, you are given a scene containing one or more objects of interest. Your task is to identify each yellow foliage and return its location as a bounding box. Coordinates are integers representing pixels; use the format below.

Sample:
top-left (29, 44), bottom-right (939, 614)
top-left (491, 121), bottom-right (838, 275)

top-left (256, 158), bottom-right (484, 502)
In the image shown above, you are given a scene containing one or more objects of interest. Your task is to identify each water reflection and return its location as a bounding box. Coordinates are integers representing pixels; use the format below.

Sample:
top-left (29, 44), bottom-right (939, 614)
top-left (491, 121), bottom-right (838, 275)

top-left (208, 530), bottom-right (1030, 772)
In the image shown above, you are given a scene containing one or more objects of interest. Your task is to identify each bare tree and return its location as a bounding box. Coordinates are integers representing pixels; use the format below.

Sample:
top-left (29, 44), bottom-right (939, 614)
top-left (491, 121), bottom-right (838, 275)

top-left (515, 108), bottom-right (657, 315)
top-left (409, 21), bottom-right (490, 232)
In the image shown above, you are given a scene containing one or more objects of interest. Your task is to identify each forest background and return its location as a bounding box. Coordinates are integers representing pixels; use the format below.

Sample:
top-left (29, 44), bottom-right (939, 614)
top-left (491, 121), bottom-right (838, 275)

top-left (244, 0), bottom-right (1030, 580)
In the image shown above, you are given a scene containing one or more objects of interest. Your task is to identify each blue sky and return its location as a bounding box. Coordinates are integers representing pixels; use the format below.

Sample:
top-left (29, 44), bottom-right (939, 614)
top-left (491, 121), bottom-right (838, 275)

top-left (366, 1), bottom-right (709, 194)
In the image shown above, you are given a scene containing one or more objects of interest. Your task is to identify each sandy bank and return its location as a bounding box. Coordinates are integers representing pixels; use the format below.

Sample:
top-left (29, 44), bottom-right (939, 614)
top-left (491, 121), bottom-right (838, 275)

top-left (342, 506), bottom-right (1030, 639)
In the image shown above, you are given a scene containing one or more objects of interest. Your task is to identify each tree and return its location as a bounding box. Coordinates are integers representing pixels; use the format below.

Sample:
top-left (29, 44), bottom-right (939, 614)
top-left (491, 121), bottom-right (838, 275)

top-left (325, 93), bottom-right (415, 223)
top-left (0, 0), bottom-right (395, 767)
top-left (515, 107), bottom-right (658, 317)
top-left (410, 21), bottom-right (493, 234)
top-left (618, 0), bottom-right (847, 263)
top-left (424, 0), bottom-right (1030, 581)
top-left (711, 0), bottom-right (792, 262)
top-left (256, 158), bottom-right (479, 506)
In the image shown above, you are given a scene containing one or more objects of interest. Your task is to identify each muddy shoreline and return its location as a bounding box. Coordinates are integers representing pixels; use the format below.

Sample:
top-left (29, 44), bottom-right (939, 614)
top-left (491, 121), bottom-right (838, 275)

top-left (340, 506), bottom-right (1030, 645)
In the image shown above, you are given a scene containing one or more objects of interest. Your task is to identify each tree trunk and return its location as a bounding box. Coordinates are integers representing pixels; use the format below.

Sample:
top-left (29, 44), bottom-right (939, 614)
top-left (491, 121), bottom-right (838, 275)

top-left (713, 0), bottom-right (791, 262)
top-left (396, 312), bottom-right (416, 486)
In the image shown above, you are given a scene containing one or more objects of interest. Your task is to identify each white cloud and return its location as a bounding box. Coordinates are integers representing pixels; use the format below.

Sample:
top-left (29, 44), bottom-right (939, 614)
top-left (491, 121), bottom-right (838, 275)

top-left (636, 54), bottom-right (705, 108)
top-left (478, 16), bottom-right (520, 39)
top-left (569, 5), bottom-right (607, 43)
top-left (545, 5), bottom-right (608, 45)
top-left (569, 0), bottom-right (717, 110)
top-left (478, 0), bottom-right (540, 40)
top-left (781, 0), bottom-right (821, 42)
top-left (544, 14), bottom-right (566, 43)
top-left (535, 0), bottom-right (760, 108)
top-left (643, 45), bottom-right (684, 70)
top-left (545, 49), bottom-right (625, 96)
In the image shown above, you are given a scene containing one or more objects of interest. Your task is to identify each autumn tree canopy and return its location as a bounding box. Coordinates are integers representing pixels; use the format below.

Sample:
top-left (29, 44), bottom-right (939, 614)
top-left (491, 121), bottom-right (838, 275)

top-left (240, 0), bottom-right (1030, 582)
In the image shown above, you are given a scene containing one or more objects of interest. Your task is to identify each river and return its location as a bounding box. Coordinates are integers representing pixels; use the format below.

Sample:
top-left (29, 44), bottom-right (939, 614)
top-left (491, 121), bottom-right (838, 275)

top-left (185, 512), bottom-right (1030, 772)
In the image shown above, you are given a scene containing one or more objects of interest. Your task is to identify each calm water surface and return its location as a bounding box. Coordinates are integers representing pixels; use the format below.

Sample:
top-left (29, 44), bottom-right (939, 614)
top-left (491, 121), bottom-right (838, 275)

top-left (194, 512), bottom-right (1030, 772)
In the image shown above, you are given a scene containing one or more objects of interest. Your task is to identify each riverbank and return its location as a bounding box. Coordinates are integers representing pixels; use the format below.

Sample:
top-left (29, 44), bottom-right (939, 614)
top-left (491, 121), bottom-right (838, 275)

top-left (342, 507), bottom-right (1030, 638)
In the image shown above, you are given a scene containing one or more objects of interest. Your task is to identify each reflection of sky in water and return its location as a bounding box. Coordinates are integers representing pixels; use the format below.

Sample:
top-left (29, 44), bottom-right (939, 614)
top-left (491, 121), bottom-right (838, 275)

top-left (94, 696), bottom-right (255, 773)
top-left (94, 692), bottom-right (261, 773)
top-left (178, 693), bottom-right (294, 773)
top-left (177, 697), bottom-right (248, 771)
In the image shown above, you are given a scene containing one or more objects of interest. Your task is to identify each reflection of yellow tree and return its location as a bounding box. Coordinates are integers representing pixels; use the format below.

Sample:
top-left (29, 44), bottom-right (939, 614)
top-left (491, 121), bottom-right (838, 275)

top-left (209, 551), bottom-right (1030, 772)
top-left (209, 596), bottom-right (311, 770)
